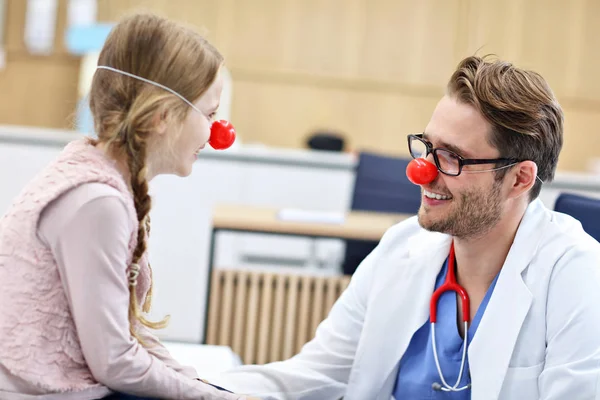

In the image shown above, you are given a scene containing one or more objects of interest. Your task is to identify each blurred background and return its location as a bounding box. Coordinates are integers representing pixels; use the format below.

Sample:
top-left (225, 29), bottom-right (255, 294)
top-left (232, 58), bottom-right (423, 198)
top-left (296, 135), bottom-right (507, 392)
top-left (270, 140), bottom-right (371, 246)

top-left (1, 0), bottom-right (599, 170)
top-left (1, 0), bottom-right (600, 369)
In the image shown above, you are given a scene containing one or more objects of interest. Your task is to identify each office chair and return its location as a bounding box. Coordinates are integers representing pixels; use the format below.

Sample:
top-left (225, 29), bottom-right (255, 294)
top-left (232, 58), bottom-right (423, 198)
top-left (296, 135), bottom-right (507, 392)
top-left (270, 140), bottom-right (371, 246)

top-left (554, 192), bottom-right (600, 242)
top-left (341, 151), bottom-right (421, 275)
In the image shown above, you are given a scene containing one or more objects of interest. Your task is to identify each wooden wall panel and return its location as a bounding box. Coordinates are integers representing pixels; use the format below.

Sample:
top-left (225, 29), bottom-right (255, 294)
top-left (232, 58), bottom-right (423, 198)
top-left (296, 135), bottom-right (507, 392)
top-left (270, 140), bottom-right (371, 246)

top-left (558, 106), bottom-right (600, 172)
top-left (0, 0), bottom-right (79, 129)
top-left (6, 0), bottom-right (71, 54)
top-left (1, 0), bottom-right (598, 171)
top-left (0, 54), bottom-right (79, 128)
top-left (225, 0), bottom-right (292, 70)
top-left (464, 0), bottom-right (600, 172)
top-left (281, 0), bottom-right (365, 77)
top-left (465, 0), bottom-right (600, 101)
top-left (357, 0), bottom-right (465, 87)
top-left (98, 0), bottom-right (222, 44)
top-left (569, 0), bottom-right (600, 101)
top-left (230, 78), bottom-right (440, 155)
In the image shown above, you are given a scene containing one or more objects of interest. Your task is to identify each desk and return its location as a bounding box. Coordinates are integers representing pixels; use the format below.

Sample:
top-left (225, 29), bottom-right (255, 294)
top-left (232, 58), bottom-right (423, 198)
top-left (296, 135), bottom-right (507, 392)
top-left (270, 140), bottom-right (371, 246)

top-left (203, 204), bottom-right (411, 343)
top-left (211, 204), bottom-right (409, 241)
top-left (162, 342), bottom-right (241, 378)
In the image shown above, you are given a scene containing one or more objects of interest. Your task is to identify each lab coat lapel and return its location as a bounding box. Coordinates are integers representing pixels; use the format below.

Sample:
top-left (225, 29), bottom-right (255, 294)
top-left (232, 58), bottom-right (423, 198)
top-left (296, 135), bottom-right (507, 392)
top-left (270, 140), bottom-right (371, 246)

top-left (365, 232), bottom-right (452, 400)
top-left (468, 200), bottom-right (549, 400)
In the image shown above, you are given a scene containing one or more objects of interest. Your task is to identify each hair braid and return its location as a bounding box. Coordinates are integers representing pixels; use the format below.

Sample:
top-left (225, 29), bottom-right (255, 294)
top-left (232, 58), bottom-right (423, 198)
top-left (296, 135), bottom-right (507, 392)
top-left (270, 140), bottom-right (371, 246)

top-left (119, 115), bottom-right (169, 342)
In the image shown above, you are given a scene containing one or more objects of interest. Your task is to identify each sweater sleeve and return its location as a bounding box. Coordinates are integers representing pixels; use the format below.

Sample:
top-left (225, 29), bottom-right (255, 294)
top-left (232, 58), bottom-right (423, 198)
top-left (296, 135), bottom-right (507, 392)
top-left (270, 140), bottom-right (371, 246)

top-left (38, 184), bottom-right (247, 400)
top-left (136, 323), bottom-right (199, 379)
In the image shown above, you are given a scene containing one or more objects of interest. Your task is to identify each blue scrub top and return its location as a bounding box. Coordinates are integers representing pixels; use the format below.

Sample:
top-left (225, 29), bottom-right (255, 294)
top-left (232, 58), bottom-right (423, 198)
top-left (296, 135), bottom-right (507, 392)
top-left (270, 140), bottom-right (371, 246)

top-left (393, 257), bottom-right (499, 399)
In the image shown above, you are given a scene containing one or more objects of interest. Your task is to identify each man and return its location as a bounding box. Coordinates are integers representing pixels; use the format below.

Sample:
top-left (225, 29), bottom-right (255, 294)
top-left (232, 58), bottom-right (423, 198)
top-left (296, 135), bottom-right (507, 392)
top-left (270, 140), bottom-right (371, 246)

top-left (210, 56), bottom-right (600, 399)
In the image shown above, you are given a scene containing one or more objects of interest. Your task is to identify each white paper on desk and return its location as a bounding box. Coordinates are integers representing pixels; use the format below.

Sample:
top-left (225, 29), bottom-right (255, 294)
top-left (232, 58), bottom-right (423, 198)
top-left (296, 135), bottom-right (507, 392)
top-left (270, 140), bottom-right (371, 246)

top-left (277, 208), bottom-right (345, 224)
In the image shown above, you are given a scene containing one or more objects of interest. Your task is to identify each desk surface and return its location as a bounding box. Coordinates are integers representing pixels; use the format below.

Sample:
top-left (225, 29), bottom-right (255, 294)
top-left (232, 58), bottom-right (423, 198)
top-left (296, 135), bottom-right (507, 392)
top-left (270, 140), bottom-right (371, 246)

top-left (212, 204), bottom-right (412, 241)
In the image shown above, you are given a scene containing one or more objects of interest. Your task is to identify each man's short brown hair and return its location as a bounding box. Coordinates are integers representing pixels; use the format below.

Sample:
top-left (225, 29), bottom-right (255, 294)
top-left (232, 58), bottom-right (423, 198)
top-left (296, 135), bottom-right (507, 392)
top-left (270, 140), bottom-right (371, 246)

top-left (447, 55), bottom-right (564, 200)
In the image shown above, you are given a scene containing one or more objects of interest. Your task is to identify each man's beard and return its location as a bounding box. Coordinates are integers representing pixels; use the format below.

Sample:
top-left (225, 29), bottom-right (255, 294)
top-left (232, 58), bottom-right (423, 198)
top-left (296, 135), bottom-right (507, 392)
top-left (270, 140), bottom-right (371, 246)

top-left (418, 180), bottom-right (503, 239)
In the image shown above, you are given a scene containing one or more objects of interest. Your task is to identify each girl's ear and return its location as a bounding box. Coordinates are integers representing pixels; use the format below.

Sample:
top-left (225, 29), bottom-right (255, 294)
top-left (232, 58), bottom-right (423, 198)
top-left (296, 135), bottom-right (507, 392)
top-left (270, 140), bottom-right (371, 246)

top-left (153, 108), bottom-right (169, 136)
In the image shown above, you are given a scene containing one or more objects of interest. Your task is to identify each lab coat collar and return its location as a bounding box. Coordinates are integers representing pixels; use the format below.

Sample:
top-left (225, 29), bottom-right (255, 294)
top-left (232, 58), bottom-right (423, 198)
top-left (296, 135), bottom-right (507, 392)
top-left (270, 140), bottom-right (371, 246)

top-left (468, 198), bottom-right (549, 399)
top-left (371, 199), bottom-right (550, 400)
top-left (369, 230), bottom-right (452, 399)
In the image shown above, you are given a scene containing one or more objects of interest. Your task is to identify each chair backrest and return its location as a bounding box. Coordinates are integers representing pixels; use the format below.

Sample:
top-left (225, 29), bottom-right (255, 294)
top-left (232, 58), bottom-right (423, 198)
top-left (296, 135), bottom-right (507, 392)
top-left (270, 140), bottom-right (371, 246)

top-left (350, 152), bottom-right (422, 213)
top-left (342, 152), bottom-right (421, 274)
top-left (554, 192), bottom-right (600, 242)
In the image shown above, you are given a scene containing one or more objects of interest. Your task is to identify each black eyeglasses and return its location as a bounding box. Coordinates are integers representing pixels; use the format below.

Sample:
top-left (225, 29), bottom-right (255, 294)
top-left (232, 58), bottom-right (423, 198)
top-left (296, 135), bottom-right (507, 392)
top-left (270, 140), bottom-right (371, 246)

top-left (407, 134), bottom-right (519, 176)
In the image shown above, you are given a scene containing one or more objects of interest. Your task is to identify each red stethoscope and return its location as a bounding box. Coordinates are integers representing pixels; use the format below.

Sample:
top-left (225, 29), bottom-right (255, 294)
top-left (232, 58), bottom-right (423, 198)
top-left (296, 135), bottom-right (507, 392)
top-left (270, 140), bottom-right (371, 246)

top-left (406, 157), bottom-right (471, 392)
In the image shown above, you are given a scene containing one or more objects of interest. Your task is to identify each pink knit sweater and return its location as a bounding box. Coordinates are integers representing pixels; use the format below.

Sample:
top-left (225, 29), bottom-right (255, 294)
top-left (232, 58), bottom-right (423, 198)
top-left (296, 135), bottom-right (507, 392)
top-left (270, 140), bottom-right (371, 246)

top-left (0, 139), bottom-right (245, 399)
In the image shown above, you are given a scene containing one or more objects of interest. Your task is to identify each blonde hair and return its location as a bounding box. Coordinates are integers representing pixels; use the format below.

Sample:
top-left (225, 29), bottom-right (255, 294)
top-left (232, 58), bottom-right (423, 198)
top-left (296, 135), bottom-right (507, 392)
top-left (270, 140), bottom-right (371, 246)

top-left (89, 12), bottom-right (223, 342)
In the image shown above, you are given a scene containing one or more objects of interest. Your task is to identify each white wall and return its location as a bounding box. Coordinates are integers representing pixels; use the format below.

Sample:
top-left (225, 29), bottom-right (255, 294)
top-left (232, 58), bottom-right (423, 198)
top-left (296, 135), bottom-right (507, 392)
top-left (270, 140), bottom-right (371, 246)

top-left (146, 155), bottom-right (355, 342)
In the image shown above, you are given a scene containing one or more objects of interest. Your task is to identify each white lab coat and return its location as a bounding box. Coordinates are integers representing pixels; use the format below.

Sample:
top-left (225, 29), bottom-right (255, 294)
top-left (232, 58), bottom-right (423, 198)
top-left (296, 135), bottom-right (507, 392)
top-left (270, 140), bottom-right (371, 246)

top-left (211, 199), bottom-right (600, 400)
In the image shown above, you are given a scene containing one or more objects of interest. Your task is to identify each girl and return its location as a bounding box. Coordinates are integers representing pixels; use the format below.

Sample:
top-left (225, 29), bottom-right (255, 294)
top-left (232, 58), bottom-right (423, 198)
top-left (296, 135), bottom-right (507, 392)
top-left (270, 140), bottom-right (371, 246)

top-left (0, 12), bottom-right (252, 400)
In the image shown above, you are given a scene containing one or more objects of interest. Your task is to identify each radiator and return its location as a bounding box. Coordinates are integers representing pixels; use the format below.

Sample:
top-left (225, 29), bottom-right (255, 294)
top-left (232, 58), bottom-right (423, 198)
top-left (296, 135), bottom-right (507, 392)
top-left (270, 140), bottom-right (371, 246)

top-left (206, 268), bottom-right (351, 365)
